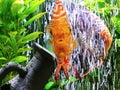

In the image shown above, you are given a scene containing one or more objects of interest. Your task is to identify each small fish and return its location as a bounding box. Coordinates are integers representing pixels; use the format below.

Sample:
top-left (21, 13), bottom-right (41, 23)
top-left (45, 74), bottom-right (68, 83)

top-left (46, 0), bottom-right (80, 83)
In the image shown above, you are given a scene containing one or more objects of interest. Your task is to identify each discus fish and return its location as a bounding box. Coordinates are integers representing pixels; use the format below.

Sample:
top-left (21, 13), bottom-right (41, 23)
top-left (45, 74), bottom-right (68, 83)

top-left (46, 0), bottom-right (112, 83)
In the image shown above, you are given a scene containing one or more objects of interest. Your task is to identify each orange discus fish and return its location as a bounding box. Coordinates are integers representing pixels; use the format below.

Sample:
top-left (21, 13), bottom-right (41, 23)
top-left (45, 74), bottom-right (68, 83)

top-left (46, 0), bottom-right (112, 83)
top-left (46, 0), bottom-right (80, 82)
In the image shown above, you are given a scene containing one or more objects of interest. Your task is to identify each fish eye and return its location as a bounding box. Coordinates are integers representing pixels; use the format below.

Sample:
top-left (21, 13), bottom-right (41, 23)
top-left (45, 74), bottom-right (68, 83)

top-left (59, 5), bottom-right (63, 10)
top-left (66, 27), bottom-right (71, 33)
top-left (50, 30), bottom-right (53, 35)
top-left (69, 28), bottom-right (71, 31)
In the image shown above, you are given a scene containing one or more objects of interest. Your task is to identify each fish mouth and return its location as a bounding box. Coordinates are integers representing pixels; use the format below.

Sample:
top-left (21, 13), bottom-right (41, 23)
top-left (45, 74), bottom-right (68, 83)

top-left (59, 39), bottom-right (63, 42)
top-left (57, 39), bottom-right (64, 43)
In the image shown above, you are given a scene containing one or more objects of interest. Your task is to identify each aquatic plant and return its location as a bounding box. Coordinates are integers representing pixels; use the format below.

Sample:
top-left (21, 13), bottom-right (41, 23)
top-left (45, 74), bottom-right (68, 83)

top-left (0, 0), bottom-right (45, 85)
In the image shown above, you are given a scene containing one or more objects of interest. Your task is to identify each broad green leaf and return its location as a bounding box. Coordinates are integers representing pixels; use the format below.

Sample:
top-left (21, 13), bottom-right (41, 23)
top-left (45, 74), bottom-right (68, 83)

top-left (0, 51), bottom-right (3, 56)
top-left (19, 27), bottom-right (27, 34)
top-left (116, 39), bottom-right (120, 47)
top-left (11, 56), bottom-right (28, 63)
top-left (9, 31), bottom-right (18, 37)
top-left (88, 68), bottom-right (98, 77)
top-left (12, 0), bottom-right (24, 4)
top-left (111, 16), bottom-right (120, 34)
top-left (69, 76), bottom-right (78, 82)
top-left (17, 47), bottom-right (32, 54)
top-left (8, 31), bottom-right (18, 54)
top-left (16, 28), bottom-right (27, 46)
top-left (11, 0), bottom-right (24, 16)
top-left (23, 32), bottom-right (42, 42)
top-left (60, 79), bottom-right (69, 87)
top-left (116, 14), bottom-right (120, 19)
top-left (44, 81), bottom-right (56, 90)
top-left (29, 0), bottom-right (45, 12)
top-left (0, 34), bottom-right (9, 40)
top-left (0, 57), bottom-right (7, 61)
top-left (0, 17), bottom-right (2, 26)
top-left (24, 12), bottom-right (46, 27)
top-left (24, 0), bottom-right (31, 5)
top-left (60, 76), bottom-right (78, 86)
top-left (19, 0), bottom-right (45, 20)
top-left (98, 2), bottom-right (105, 9)
top-left (0, 34), bottom-right (10, 44)
top-left (0, 0), bottom-right (15, 22)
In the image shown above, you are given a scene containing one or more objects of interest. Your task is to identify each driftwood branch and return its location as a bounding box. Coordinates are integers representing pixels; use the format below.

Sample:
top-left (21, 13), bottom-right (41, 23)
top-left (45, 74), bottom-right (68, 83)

top-left (0, 43), bottom-right (56, 90)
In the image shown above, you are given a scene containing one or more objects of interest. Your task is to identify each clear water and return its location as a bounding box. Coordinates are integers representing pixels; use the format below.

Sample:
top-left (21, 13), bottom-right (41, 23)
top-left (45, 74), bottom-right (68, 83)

top-left (44, 0), bottom-right (119, 90)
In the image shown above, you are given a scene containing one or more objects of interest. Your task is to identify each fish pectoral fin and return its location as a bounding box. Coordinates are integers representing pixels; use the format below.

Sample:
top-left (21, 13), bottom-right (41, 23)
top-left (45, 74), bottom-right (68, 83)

top-left (55, 64), bottom-right (62, 83)
top-left (62, 64), bottom-right (69, 79)
top-left (68, 64), bottom-right (81, 78)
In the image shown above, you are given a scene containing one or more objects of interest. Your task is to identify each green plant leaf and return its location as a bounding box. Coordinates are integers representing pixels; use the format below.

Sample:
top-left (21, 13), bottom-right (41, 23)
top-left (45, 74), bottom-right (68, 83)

top-left (0, 18), bottom-right (2, 26)
top-left (116, 39), bottom-right (120, 47)
top-left (11, 0), bottom-right (24, 16)
top-left (19, 0), bottom-right (45, 20)
top-left (0, 57), bottom-right (7, 61)
top-left (17, 47), bottom-right (32, 54)
top-left (24, 0), bottom-right (31, 5)
top-left (8, 31), bottom-right (18, 54)
top-left (0, 34), bottom-right (10, 44)
top-left (44, 81), bottom-right (56, 90)
top-left (59, 76), bottom-right (78, 87)
top-left (0, 0), bottom-right (14, 15)
top-left (60, 79), bottom-right (69, 87)
top-left (98, 2), bottom-right (105, 8)
top-left (69, 76), bottom-right (78, 82)
top-left (11, 56), bottom-right (28, 63)
top-left (19, 27), bottom-right (27, 34)
top-left (24, 12), bottom-right (46, 27)
top-left (0, 51), bottom-right (3, 57)
top-left (111, 15), bottom-right (120, 34)
top-left (23, 32), bottom-right (42, 42)
top-left (9, 31), bottom-right (18, 37)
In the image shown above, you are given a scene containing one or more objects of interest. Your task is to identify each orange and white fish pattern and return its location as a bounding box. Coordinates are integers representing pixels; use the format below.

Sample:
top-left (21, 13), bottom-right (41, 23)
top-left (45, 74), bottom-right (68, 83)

top-left (46, 0), bottom-right (112, 82)
top-left (46, 0), bottom-right (80, 83)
